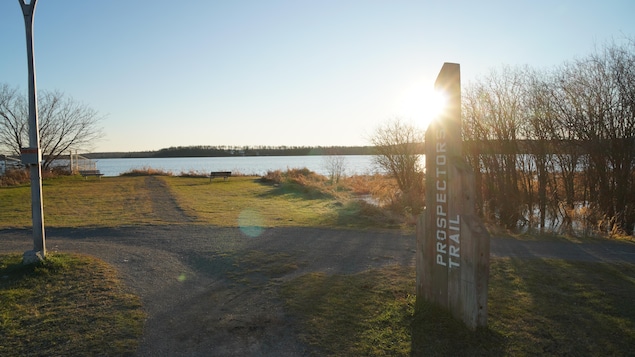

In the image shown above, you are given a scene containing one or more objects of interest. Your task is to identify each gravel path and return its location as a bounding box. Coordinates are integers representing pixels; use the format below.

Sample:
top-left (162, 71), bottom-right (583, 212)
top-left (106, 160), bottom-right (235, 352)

top-left (1, 226), bottom-right (634, 356)
top-left (1, 226), bottom-right (415, 356)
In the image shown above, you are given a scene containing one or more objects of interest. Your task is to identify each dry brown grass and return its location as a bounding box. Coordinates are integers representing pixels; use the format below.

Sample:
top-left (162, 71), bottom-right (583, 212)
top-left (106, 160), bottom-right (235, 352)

top-left (342, 174), bottom-right (400, 207)
top-left (0, 169), bottom-right (30, 187)
top-left (260, 170), bottom-right (412, 226)
top-left (261, 168), bottom-right (338, 200)
top-left (120, 167), bottom-right (173, 176)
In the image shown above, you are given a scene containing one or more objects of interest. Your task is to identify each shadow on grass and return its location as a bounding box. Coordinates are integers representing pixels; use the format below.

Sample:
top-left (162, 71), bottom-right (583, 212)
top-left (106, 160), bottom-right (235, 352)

top-left (493, 258), bottom-right (635, 356)
top-left (185, 250), bottom-right (240, 281)
top-left (0, 255), bottom-right (38, 279)
top-left (411, 258), bottom-right (635, 356)
top-left (185, 249), bottom-right (303, 286)
top-left (410, 302), bottom-right (505, 356)
top-left (334, 200), bottom-right (403, 229)
top-left (257, 180), bottom-right (337, 201)
top-left (282, 259), bottom-right (635, 356)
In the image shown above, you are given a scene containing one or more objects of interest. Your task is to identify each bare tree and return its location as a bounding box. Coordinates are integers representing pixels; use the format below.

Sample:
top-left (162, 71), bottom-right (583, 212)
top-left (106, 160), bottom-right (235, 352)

top-left (369, 118), bottom-right (424, 212)
top-left (522, 69), bottom-right (562, 233)
top-left (0, 84), bottom-right (28, 155)
top-left (322, 148), bottom-right (347, 185)
top-left (0, 85), bottom-right (104, 169)
top-left (554, 42), bottom-right (635, 235)
top-left (463, 40), bottom-right (635, 236)
top-left (462, 67), bottom-right (527, 229)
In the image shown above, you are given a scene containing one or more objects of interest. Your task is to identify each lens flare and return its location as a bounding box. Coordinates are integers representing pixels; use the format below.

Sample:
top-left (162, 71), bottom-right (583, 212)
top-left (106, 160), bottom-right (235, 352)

top-left (238, 209), bottom-right (264, 238)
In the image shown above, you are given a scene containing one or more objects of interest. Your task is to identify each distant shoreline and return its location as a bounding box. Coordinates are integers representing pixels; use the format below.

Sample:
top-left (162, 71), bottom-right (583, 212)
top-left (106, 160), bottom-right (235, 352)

top-left (83, 145), bottom-right (377, 159)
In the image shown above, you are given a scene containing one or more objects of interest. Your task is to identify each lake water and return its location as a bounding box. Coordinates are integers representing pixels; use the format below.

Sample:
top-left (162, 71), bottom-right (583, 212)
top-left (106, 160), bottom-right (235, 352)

top-left (94, 155), bottom-right (380, 177)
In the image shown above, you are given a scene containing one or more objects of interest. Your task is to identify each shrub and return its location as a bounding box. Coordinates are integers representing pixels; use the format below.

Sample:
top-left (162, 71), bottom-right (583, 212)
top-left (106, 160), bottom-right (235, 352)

top-left (285, 168), bottom-right (327, 186)
top-left (261, 168), bottom-right (335, 199)
top-left (0, 169), bottom-right (30, 187)
top-left (261, 169), bottom-right (284, 184)
top-left (48, 166), bottom-right (72, 176)
top-left (120, 167), bottom-right (173, 176)
top-left (178, 170), bottom-right (208, 178)
top-left (342, 174), bottom-right (400, 207)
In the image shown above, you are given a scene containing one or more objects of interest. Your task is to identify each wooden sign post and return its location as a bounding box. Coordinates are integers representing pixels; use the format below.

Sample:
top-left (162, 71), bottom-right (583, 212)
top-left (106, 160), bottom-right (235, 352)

top-left (416, 63), bottom-right (490, 329)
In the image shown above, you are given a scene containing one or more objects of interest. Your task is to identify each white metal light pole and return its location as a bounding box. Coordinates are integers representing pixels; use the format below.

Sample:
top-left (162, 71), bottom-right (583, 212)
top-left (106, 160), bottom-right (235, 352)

top-left (19, 0), bottom-right (46, 264)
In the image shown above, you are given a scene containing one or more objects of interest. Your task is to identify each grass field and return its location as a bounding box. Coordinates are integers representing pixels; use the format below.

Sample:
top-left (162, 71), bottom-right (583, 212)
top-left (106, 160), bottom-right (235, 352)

top-left (166, 176), bottom-right (340, 226)
top-left (0, 176), bottom-right (156, 228)
top-left (165, 176), bottom-right (393, 229)
top-left (0, 175), bottom-right (392, 229)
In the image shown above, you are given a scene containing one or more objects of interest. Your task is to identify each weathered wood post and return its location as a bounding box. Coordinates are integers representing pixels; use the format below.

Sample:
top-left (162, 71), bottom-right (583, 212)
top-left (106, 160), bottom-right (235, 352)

top-left (416, 62), bottom-right (490, 329)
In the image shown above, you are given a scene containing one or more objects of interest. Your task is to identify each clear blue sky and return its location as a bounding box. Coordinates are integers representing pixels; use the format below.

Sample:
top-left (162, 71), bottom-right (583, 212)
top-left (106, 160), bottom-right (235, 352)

top-left (1, 1), bottom-right (633, 152)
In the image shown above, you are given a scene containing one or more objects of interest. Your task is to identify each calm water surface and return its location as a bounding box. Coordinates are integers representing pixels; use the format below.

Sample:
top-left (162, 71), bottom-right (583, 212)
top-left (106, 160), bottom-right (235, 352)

top-left (95, 155), bottom-right (379, 177)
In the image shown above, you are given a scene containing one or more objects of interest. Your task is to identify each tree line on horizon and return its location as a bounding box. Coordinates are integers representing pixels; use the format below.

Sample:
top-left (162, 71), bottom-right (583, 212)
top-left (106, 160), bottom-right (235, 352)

top-left (76, 145), bottom-right (377, 159)
top-left (150, 145), bottom-right (376, 158)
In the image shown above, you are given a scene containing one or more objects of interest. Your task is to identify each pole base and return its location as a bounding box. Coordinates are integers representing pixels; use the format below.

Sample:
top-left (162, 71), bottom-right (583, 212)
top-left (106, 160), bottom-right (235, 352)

top-left (22, 250), bottom-right (45, 265)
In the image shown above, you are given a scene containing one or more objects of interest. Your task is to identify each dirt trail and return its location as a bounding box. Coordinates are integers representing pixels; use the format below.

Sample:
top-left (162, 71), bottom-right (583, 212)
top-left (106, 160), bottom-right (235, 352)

top-left (1, 226), bottom-right (416, 356)
top-left (145, 176), bottom-right (194, 223)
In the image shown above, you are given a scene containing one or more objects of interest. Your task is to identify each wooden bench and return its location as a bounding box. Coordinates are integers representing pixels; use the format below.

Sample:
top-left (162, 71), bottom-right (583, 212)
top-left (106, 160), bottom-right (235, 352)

top-left (209, 171), bottom-right (231, 181)
top-left (79, 170), bottom-right (104, 179)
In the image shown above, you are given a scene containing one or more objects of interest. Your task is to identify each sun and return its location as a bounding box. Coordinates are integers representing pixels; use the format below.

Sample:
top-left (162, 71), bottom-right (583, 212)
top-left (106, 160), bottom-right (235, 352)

top-left (396, 82), bottom-right (447, 129)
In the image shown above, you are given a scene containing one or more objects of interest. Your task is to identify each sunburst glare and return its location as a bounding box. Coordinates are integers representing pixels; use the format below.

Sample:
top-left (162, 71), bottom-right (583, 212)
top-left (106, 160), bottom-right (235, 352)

top-left (396, 82), bottom-right (447, 129)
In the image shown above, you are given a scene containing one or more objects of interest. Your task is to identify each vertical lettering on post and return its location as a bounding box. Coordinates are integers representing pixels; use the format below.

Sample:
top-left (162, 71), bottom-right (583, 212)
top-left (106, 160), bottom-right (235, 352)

top-left (417, 62), bottom-right (490, 330)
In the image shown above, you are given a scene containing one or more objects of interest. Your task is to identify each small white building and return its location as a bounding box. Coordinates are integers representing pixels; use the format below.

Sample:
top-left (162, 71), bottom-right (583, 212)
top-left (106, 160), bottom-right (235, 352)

top-left (0, 155), bottom-right (22, 175)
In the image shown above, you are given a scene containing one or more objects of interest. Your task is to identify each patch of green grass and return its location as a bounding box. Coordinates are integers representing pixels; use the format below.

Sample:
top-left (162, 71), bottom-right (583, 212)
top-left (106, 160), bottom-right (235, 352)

top-left (0, 176), bottom-right (157, 228)
top-left (281, 265), bottom-right (415, 356)
top-left (187, 249), bottom-right (304, 286)
top-left (0, 184), bottom-right (31, 227)
top-left (282, 259), bottom-right (635, 356)
top-left (44, 176), bottom-right (159, 227)
top-left (168, 176), bottom-right (338, 227)
top-left (0, 174), bottom-right (401, 229)
top-left (487, 258), bottom-right (635, 356)
top-left (0, 253), bottom-right (145, 356)
top-left (165, 176), bottom-right (389, 229)
top-left (235, 250), bottom-right (303, 278)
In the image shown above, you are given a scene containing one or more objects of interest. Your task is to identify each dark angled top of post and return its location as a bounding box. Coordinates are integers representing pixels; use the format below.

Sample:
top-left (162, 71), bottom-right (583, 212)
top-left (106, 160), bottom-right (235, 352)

top-left (19, 0), bottom-right (38, 12)
top-left (19, 0), bottom-right (38, 29)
